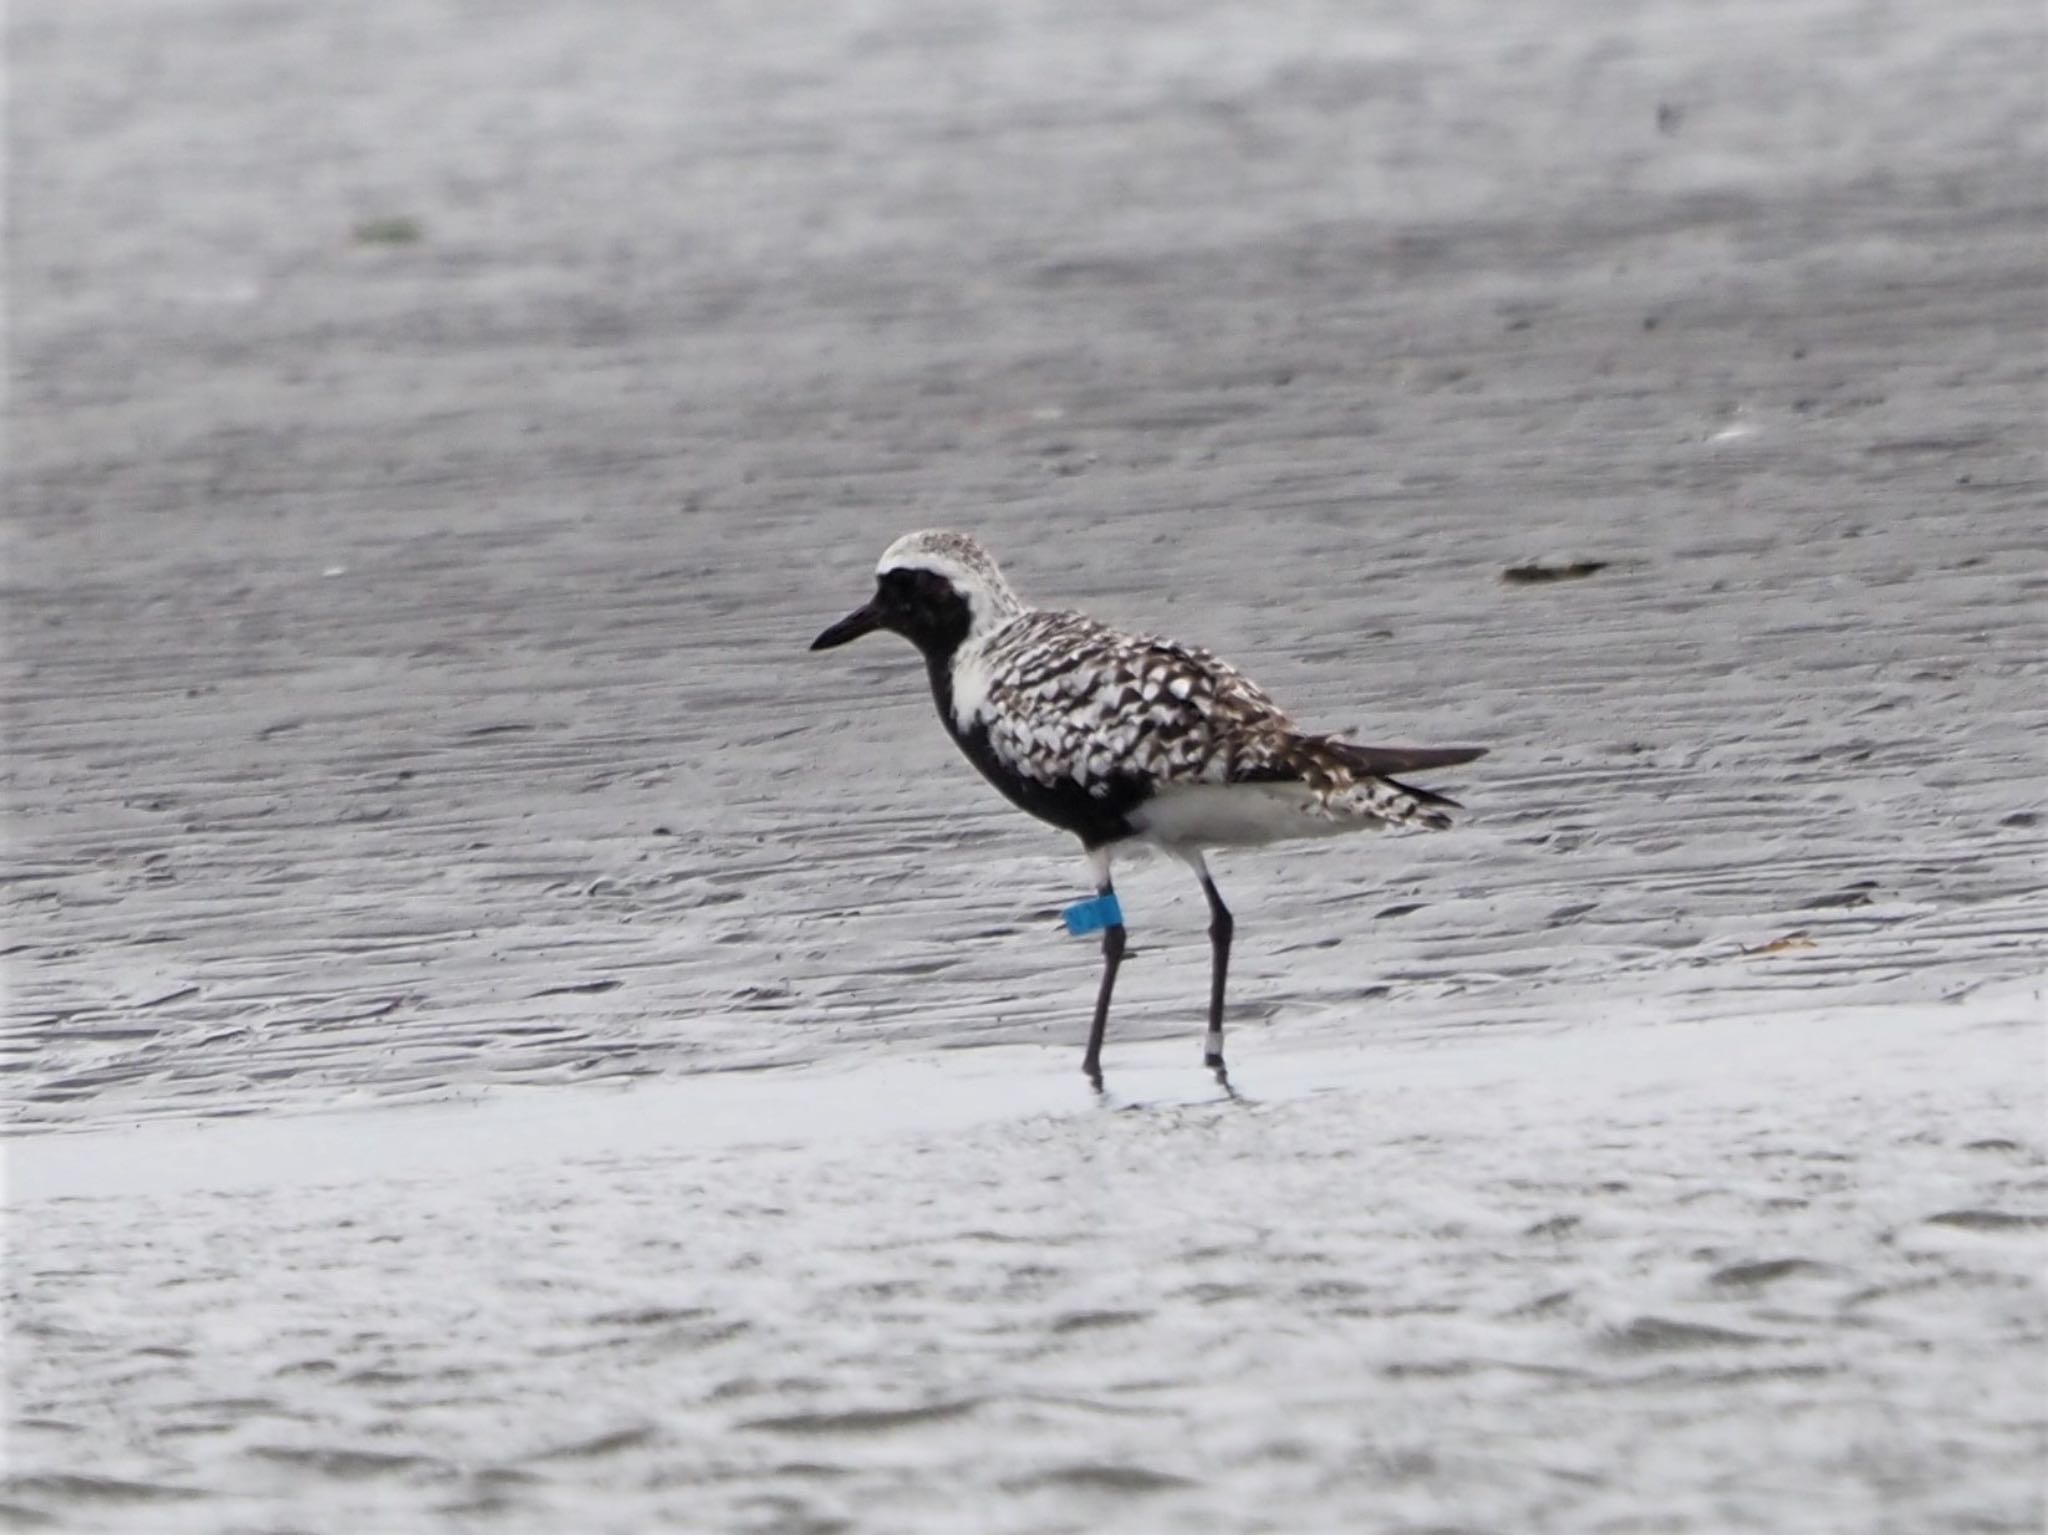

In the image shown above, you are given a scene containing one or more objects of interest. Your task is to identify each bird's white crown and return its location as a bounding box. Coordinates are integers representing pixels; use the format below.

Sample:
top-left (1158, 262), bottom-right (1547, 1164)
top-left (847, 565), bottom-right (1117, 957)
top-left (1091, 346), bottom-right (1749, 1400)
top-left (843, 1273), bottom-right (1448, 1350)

top-left (877, 529), bottom-right (1025, 635)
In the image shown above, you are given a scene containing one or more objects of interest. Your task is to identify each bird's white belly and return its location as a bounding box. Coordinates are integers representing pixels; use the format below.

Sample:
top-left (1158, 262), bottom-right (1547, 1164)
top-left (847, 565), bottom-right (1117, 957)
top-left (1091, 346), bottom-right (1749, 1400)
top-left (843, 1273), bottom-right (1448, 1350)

top-left (1127, 781), bottom-right (1378, 849)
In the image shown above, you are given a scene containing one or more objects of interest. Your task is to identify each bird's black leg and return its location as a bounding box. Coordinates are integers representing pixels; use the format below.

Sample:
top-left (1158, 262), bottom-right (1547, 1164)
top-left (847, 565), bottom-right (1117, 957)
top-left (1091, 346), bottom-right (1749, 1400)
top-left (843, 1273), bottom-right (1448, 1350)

top-left (1199, 873), bottom-right (1233, 1079)
top-left (1081, 881), bottom-right (1124, 1091)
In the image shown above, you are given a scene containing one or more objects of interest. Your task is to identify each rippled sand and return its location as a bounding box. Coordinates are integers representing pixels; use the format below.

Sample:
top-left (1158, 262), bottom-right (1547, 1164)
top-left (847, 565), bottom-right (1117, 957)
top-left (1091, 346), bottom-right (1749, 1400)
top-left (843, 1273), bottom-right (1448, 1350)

top-left (10, 0), bottom-right (2044, 1129)
top-left (7, 0), bottom-right (2047, 1528)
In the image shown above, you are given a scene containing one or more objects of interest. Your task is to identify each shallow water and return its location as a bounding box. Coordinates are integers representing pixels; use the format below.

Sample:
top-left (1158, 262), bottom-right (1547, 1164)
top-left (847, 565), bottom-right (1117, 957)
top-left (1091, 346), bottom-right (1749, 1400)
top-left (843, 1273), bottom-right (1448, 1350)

top-left (11, 999), bottom-right (2046, 1533)
top-left (7, 0), bottom-right (2048, 1529)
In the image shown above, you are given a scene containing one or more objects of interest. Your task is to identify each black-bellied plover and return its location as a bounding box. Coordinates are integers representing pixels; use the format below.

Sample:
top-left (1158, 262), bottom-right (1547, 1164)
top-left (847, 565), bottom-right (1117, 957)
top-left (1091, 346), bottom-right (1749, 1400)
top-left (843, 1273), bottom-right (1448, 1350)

top-left (811, 529), bottom-right (1484, 1087)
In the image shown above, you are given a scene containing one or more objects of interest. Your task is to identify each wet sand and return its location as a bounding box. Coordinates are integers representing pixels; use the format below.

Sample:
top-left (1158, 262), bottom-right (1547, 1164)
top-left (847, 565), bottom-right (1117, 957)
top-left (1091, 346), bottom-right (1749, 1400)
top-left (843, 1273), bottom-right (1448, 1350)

top-left (9, 0), bottom-right (2044, 1127)
top-left (6, 0), bottom-right (2047, 1529)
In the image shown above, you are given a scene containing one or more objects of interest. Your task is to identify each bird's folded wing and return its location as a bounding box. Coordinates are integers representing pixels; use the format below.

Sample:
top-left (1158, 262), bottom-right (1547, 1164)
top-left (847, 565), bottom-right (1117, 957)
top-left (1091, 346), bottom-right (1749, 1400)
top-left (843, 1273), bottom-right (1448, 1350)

top-left (1325, 741), bottom-right (1488, 775)
top-left (981, 618), bottom-right (1299, 791)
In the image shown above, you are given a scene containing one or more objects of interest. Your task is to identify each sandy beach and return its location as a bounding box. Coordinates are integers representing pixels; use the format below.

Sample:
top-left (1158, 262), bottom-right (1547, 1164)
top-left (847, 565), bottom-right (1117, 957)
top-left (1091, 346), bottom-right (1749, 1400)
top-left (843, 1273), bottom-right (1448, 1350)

top-left (7, 0), bottom-right (2046, 1529)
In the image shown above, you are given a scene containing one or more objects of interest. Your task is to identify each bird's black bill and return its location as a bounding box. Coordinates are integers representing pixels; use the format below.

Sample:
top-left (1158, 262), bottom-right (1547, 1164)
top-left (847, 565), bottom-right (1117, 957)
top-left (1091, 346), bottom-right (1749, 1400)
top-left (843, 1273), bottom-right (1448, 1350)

top-left (810, 602), bottom-right (882, 651)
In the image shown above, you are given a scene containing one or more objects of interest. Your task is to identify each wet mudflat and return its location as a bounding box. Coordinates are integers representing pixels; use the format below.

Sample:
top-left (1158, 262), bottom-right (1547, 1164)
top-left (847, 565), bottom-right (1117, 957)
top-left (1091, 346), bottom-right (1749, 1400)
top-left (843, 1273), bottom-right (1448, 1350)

top-left (6, 0), bottom-right (2046, 1529)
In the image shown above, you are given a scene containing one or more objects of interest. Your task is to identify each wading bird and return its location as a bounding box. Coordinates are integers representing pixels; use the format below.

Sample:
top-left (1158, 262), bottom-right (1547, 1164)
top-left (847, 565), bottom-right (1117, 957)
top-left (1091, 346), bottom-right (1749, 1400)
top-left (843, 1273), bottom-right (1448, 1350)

top-left (811, 530), bottom-right (1483, 1087)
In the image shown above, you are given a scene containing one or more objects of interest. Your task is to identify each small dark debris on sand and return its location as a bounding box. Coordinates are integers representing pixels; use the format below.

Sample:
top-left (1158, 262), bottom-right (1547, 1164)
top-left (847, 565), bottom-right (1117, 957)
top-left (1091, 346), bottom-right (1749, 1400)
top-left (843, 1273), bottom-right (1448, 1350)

top-left (353, 215), bottom-right (424, 246)
top-left (1502, 559), bottom-right (1609, 585)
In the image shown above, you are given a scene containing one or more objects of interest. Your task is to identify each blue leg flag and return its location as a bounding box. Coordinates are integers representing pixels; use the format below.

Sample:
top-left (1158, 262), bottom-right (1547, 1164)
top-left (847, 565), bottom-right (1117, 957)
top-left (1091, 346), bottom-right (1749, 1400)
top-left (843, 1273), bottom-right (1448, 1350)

top-left (1063, 890), bottom-right (1124, 937)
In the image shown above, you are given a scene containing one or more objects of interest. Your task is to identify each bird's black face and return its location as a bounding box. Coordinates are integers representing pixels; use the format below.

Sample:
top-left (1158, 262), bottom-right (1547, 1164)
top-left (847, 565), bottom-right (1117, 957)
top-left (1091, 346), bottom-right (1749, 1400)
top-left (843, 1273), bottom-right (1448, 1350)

top-left (810, 566), bottom-right (974, 660)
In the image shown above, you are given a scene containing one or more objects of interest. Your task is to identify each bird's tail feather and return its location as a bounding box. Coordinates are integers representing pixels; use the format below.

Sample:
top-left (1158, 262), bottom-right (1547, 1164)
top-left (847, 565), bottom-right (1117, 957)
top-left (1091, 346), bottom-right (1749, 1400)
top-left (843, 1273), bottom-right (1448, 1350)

top-left (1381, 774), bottom-right (1462, 811)
top-left (1232, 735), bottom-right (1484, 828)
top-left (1313, 737), bottom-right (1483, 830)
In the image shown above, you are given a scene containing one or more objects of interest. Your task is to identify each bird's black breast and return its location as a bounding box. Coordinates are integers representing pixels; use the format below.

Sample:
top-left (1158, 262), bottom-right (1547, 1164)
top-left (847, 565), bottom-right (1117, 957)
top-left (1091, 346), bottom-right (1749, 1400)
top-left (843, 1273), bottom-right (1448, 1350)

top-left (924, 653), bottom-right (1151, 850)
